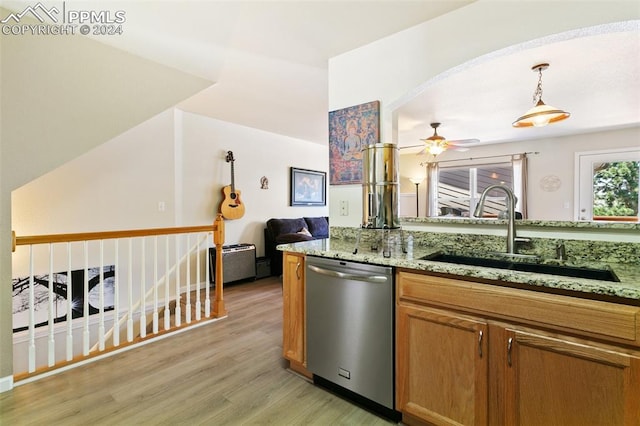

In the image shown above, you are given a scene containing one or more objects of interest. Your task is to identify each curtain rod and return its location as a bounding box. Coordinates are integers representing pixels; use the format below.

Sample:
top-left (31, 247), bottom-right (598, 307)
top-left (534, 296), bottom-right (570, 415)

top-left (421, 151), bottom-right (539, 166)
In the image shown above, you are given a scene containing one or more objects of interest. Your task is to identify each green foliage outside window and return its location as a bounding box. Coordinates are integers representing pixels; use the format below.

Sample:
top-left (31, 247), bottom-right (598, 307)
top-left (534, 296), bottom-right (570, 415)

top-left (592, 161), bottom-right (639, 217)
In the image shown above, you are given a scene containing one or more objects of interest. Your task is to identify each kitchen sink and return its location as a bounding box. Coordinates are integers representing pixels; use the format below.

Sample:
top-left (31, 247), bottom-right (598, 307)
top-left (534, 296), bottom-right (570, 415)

top-left (421, 253), bottom-right (620, 282)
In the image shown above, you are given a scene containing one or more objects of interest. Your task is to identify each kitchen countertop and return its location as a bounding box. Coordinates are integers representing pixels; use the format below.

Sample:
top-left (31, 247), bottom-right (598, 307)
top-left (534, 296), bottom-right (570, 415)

top-left (277, 238), bottom-right (640, 304)
top-left (401, 217), bottom-right (640, 230)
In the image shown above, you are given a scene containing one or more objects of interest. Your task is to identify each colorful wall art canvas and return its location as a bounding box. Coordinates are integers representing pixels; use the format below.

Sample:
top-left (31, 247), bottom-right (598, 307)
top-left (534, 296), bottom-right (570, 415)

top-left (328, 100), bottom-right (380, 185)
top-left (12, 265), bottom-right (115, 333)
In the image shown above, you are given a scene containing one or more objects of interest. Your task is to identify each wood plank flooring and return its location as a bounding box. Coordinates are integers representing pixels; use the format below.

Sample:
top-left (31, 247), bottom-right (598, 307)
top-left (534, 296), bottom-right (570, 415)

top-left (0, 277), bottom-right (396, 425)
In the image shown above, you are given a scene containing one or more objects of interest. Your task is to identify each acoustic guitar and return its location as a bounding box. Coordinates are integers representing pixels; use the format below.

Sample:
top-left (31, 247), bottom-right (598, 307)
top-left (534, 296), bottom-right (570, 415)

top-left (220, 151), bottom-right (245, 220)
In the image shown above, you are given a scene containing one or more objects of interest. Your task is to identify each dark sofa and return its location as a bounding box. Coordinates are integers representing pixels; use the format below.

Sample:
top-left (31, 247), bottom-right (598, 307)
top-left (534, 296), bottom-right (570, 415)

top-left (264, 216), bottom-right (329, 276)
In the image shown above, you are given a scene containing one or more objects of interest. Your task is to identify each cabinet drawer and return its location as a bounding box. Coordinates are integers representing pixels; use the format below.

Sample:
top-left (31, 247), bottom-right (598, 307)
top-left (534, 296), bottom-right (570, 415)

top-left (398, 272), bottom-right (640, 346)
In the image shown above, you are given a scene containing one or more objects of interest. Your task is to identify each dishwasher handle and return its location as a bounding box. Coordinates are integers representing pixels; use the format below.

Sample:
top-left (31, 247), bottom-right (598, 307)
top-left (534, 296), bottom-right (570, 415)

top-left (307, 264), bottom-right (389, 283)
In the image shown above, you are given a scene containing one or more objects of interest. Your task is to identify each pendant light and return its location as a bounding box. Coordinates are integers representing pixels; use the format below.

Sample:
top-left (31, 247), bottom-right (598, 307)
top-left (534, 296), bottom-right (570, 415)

top-left (513, 63), bottom-right (570, 128)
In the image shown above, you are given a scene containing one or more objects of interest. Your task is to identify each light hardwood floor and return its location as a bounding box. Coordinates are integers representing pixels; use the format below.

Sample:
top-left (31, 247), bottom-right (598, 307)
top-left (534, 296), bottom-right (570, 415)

top-left (0, 277), bottom-right (396, 425)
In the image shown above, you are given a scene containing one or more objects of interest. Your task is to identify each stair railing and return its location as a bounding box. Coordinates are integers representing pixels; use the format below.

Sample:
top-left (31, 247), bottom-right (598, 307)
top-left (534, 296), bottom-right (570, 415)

top-left (11, 225), bottom-right (224, 381)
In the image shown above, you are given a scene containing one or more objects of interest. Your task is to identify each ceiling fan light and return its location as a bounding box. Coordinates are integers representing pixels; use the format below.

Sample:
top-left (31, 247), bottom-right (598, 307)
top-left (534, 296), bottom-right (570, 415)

top-left (426, 141), bottom-right (447, 156)
top-left (512, 99), bottom-right (571, 128)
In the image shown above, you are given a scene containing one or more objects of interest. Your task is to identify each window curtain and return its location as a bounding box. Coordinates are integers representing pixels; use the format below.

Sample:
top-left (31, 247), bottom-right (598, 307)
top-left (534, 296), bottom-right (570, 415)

top-left (425, 162), bottom-right (439, 217)
top-left (512, 153), bottom-right (528, 218)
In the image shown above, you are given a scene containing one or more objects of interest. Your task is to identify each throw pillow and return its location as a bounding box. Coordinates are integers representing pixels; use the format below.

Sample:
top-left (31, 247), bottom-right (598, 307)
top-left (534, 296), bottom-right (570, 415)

top-left (297, 227), bottom-right (312, 237)
top-left (304, 217), bottom-right (329, 238)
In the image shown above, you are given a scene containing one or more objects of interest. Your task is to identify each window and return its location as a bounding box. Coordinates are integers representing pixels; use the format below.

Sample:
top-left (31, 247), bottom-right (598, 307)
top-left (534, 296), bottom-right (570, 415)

top-left (423, 154), bottom-right (528, 218)
top-left (576, 148), bottom-right (640, 222)
top-left (436, 163), bottom-right (515, 217)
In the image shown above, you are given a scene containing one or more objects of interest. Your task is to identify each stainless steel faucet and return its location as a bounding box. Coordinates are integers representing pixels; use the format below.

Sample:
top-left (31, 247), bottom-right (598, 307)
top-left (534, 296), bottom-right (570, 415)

top-left (473, 184), bottom-right (529, 254)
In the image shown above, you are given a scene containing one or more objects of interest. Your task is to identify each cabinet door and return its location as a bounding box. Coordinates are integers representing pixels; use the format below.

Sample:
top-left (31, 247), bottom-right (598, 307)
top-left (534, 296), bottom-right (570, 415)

top-left (504, 329), bottom-right (640, 426)
top-left (397, 304), bottom-right (489, 426)
top-left (282, 253), bottom-right (305, 365)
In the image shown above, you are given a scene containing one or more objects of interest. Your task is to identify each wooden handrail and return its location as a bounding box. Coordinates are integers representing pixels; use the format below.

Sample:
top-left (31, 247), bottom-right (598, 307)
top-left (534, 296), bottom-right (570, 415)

top-left (13, 225), bottom-right (214, 250)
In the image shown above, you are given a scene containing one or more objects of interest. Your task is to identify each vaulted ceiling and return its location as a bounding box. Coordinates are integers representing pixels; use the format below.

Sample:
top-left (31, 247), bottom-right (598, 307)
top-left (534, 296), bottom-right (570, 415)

top-left (3, 1), bottom-right (638, 150)
top-left (47, 0), bottom-right (474, 144)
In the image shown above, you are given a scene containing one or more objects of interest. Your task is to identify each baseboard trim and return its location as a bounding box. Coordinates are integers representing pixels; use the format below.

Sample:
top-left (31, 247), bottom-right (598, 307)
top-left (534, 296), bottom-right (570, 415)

top-left (0, 375), bottom-right (14, 393)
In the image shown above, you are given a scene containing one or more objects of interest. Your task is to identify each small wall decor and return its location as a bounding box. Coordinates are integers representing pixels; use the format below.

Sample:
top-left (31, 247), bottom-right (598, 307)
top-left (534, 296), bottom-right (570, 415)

top-left (260, 176), bottom-right (269, 189)
top-left (328, 100), bottom-right (380, 185)
top-left (540, 175), bottom-right (562, 192)
top-left (290, 167), bottom-right (326, 206)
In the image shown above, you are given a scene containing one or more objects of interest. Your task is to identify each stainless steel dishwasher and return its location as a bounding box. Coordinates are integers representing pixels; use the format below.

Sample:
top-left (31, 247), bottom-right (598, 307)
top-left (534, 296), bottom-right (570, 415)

top-left (305, 256), bottom-right (398, 420)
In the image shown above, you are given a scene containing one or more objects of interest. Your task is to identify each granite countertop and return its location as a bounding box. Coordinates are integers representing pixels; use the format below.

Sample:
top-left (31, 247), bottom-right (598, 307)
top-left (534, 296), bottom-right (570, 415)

top-left (277, 238), bottom-right (640, 304)
top-left (401, 217), bottom-right (640, 230)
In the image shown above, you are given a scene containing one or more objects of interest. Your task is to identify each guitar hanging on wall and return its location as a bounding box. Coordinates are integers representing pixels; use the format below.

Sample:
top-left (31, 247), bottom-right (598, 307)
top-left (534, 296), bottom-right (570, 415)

top-left (220, 151), bottom-right (245, 220)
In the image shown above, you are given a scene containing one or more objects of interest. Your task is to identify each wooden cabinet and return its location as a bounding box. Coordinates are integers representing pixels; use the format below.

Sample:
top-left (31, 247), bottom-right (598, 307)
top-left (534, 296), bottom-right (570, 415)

top-left (282, 252), bottom-right (310, 377)
top-left (504, 329), bottom-right (640, 426)
top-left (396, 305), bottom-right (488, 425)
top-left (397, 271), bottom-right (640, 426)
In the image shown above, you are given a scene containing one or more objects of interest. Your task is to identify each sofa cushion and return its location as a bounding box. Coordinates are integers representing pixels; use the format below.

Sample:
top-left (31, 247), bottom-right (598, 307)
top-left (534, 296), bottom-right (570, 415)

top-left (304, 217), bottom-right (329, 238)
top-left (275, 232), bottom-right (314, 244)
top-left (267, 218), bottom-right (308, 238)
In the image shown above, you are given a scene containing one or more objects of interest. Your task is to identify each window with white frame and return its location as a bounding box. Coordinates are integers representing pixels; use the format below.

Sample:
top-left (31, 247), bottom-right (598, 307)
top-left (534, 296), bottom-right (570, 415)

top-left (576, 148), bottom-right (640, 222)
top-left (426, 154), bottom-right (528, 218)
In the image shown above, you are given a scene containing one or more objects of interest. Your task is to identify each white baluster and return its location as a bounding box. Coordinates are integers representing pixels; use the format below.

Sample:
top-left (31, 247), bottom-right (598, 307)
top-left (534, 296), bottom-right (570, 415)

top-left (153, 236), bottom-right (159, 334)
top-left (139, 238), bottom-right (147, 338)
top-left (28, 246), bottom-right (36, 373)
top-left (175, 234), bottom-right (181, 327)
top-left (127, 238), bottom-right (133, 342)
top-left (98, 240), bottom-right (105, 351)
top-left (195, 234), bottom-right (202, 321)
top-left (185, 234), bottom-right (192, 324)
top-left (66, 242), bottom-right (73, 361)
top-left (113, 240), bottom-right (119, 347)
top-left (48, 244), bottom-right (55, 366)
top-left (83, 241), bottom-right (90, 356)
top-left (164, 236), bottom-right (170, 330)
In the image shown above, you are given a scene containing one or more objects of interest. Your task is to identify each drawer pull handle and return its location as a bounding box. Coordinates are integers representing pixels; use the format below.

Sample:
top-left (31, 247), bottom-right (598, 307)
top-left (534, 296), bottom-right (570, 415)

top-left (478, 330), bottom-right (484, 358)
top-left (507, 337), bottom-right (513, 367)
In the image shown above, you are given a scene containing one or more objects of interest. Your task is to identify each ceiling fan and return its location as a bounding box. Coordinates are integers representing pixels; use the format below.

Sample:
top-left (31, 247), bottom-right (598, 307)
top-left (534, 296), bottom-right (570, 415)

top-left (401, 122), bottom-right (479, 156)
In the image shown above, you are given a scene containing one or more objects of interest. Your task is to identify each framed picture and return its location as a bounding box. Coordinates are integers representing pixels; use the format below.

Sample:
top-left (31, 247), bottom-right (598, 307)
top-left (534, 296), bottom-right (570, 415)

top-left (12, 265), bottom-right (115, 333)
top-left (328, 100), bottom-right (380, 185)
top-left (290, 167), bottom-right (326, 206)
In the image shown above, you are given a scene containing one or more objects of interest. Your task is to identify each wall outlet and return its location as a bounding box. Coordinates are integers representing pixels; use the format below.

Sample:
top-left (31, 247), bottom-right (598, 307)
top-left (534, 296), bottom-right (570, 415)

top-left (340, 200), bottom-right (349, 216)
top-left (158, 201), bottom-right (166, 212)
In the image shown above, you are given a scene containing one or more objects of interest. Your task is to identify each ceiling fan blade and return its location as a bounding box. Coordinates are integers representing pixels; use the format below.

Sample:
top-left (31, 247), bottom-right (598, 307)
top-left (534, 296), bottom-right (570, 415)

top-left (399, 144), bottom-right (425, 150)
top-left (448, 138), bottom-right (480, 146)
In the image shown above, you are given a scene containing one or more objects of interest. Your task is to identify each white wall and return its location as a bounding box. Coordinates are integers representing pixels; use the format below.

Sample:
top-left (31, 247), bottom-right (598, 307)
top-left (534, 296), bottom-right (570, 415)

top-left (12, 109), bottom-right (329, 258)
top-left (399, 126), bottom-right (640, 221)
top-left (328, 0), bottom-right (640, 227)
top-left (180, 111), bottom-right (329, 255)
top-left (0, 16), bottom-right (11, 387)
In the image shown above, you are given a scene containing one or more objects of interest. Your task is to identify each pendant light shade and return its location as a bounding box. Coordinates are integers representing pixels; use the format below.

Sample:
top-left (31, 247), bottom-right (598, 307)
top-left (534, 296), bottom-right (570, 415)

top-left (513, 63), bottom-right (570, 128)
